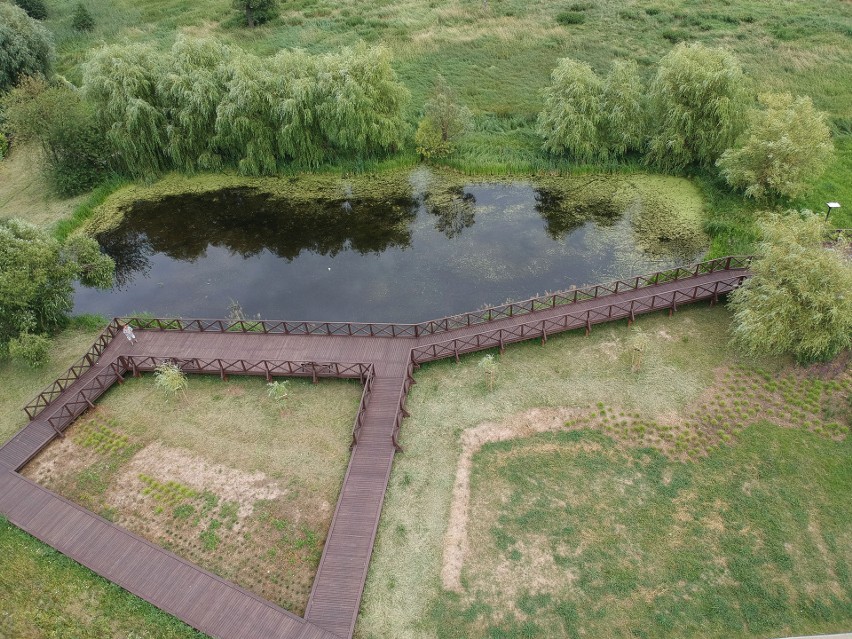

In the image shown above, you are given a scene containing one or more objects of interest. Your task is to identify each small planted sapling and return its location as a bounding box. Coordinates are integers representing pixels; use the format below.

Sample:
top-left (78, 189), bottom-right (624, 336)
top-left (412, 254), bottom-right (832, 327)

top-left (478, 354), bottom-right (500, 392)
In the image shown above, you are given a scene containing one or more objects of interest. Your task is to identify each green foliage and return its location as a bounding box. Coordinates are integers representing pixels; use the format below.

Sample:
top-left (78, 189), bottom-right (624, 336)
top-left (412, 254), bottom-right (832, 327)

top-left (14, 0), bottom-right (47, 20)
top-left (2, 76), bottom-right (110, 195)
top-left (154, 362), bottom-right (188, 398)
top-left (478, 353), bottom-right (499, 391)
top-left (645, 43), bottom-right (749, 171)
top-left (0, 3), bottom-right (53, 93)
top-left (8, 332), bottom-right (50, 367)
top-left (82, 38), bottom-right (409, 177)
top-left (600, 60), bottom-right (645, 158)
top-left (266, 380), bottom-right (290, 407)
top-left (0, 219), bottom-right (114, 348)
top-left (158, 36), bottom-right (231, 172)
top-left (537, 58), bottom-right (603, 163)
top-left (82, 43), bottom-right (168, 179)
top-left (232, 0), bottom-right (278, 28)
top-left (71, 3), bottom-right (95, 32)
top-left (717, 93), bottom-right (834, 201)
top-left (729, 213), bottom-right (852, 363)
top-left (556, 11), bottom-right (585, 25)
top-left (538, 58), bottom-right (644, 163)
top-left (0, 131), bottom-right (8, 160)
top-left (415, 75), bottom-right (472, 159)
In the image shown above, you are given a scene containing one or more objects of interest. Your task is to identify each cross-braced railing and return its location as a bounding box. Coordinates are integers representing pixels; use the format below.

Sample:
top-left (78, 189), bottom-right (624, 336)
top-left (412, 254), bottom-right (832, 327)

top-left (409, 275), bottom-right (747, 365)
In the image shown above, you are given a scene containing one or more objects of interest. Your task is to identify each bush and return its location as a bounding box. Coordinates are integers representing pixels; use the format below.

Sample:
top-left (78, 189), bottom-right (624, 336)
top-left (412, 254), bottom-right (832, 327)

top-left (717, 93), bottom-right (833, 201)
top-left (556, 11), bottom-right (586, 25)
top-left (154, 362), bottom-right (188, 399)
top-left (2, 77), bottom-right (110, 195)
top-left (414, 75), bottom-right (472, 159)
top-left (0, 132), bottom-right (8, 160)
top-left (0, 3), bottom-right (54, 92)
top-left (645, 43), bottom-right (749, 171)
top-left (71, 3), bottom-right (95, 31)
top-left (0, 219), bottom-right (114, 348)
top-left (728, 213), bottom-right (852, 363)
top-left (15, 0), bottom-right (47, 20)
top-left (9, 333), bottom-right (50, 367)
top-left (232, 0), bottom-right (278, 28)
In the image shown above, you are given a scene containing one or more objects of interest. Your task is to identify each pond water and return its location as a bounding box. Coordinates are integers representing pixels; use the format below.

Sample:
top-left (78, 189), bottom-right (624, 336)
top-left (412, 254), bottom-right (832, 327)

top-left (73, 171), bottom-right (707, 323)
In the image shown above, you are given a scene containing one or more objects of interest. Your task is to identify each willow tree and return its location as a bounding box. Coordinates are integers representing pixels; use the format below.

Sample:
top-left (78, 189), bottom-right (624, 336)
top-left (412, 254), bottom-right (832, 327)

top-left (215, 51), bottom-right (281, 175)
top-left (645, 43), bottom-right (749, 171)
top-left (0, 3), bottom-right (53, 92)
top-left (537, 58), bottom-right (604, 163)
top-left (600, 60), bottom-right (645, 158)
top-left (158, 36), bottom-right (232, 172)
top-left (414, 74), bottom-right (473, 159)
top-left (82, 43), bottom-right (168, 178)
top-left (717, 93), bottom-right (833, 201)
top-left (311, 44), bottom-right (410, 160)
top-left (728, 213), bottom-right (852, 363)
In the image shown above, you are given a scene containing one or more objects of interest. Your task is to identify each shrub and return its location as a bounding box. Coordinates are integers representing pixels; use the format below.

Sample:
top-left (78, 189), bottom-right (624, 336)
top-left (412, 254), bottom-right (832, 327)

top-left (556, 11), bottom-right (585, 25)
top-left (154, 362), bottom-right (188, 399)
top-left (15, 0), bottom-right (47, 20)
top-left (9, 332), bottom-right (50, 367)
top-left (645, 43), bottom-right (749, 171)
top-left (0, 132), bottom-right (8, 160)
top-left (717, 93), bottom-right (833, 201)
top-left (478, 354), bottom-right (499, 391)
top-left (71, 3), bottom-right (95, 31)
top-left (267, 380), bottom-right (290, 407)
top-left (728, 213), bottom-right (852, 363)
top-left (0, 3), bottom-right (54, 92)
top-left (2, 77), bottom-right (110, 195)
top-left (414, 75), bottom-right (473, 159)
top-left (0, 219), bottom-right (114, 347)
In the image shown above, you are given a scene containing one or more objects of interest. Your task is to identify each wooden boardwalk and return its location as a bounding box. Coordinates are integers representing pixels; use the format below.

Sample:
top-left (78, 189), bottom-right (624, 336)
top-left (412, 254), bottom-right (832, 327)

top-left (0, 257), bottom-right (750, 639)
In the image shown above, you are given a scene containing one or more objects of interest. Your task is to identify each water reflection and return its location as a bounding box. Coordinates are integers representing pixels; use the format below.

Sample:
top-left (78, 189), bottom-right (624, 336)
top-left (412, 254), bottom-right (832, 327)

top-left (75, 174), bottom-right (706, 323)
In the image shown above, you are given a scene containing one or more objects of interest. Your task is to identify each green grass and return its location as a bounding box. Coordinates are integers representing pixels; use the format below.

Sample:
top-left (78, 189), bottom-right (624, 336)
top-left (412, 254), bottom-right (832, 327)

top-left (437, 425), bottom-right (852, 638)
top-left (357, 304), bottom-right (850, 638)
top-left (0, 516), bottom-right (206, 638)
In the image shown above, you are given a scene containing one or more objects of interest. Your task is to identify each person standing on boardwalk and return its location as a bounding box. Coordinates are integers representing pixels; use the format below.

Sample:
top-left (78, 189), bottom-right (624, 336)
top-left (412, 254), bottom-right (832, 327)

top-left (122, 323), bottom-right (137, 345)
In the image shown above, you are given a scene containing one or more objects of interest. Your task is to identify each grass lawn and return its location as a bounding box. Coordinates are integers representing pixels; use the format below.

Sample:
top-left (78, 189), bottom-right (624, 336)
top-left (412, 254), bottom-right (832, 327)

top-left (358, 304), bottom-right (852, 638)
top-left (21, 372), bottom-right (361, 614)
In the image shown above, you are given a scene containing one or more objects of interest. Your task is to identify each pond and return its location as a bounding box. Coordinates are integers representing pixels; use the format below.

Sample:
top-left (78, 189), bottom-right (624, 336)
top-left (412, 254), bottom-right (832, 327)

top-left (73, 170), bottom-right (707, 323)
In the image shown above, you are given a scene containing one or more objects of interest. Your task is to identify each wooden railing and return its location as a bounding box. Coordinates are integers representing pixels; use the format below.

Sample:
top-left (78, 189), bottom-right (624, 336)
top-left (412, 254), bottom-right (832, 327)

top-left (391, 360), bottom-right (417, 452)
top-left (119, 255), bottom-right (752, 342)
top-left (117, 356), bottom-right (372, 383)
top-left (23, 320), bottom-right (122, 420)
top-left (413, 255), bottom-right (752, 335)
top-left (351, 366), bottom-right (375, 448)
top-left (410, 274), bottom-right (747, 365)
top-left (44, 360), bottom-right (128, 437)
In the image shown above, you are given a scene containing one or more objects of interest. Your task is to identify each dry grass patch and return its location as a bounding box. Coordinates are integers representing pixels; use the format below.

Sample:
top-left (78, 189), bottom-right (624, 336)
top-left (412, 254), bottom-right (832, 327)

top-left (22, 374), bottom-right (361, 613)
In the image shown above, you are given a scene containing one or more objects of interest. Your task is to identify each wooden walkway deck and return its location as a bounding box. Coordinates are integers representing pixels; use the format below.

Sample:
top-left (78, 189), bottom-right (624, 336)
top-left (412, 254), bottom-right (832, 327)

top-left (0, 257), bottom-right (750, 639)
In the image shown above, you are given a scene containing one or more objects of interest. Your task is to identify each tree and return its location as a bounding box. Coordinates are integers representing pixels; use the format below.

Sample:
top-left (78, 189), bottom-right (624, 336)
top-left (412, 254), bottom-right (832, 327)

top-left (14, 0), bottom-right (47, 20)
top-left (728, 213), bottom-right (852, 363)
top-left (645, 43), bottom-right (749, 171)
top-left (414, 75), bottom-right (473, 159)
top-left (600, 60), bottom-right (645, 158)
top-left (71, 3), bottom-right (95, 32)
top-left (232, 0), bottom-right (278, 28)
top-left (158, 36), bottom-right (231, 172)
top-left (2, 76), bottom-right (109, 195)
top-left (537, 58), bottom-right (604, 162)
top-left (0, 3), bottom-right (54, 92)
top-left (0, 219), bottom-right (115, 349)
top-left (82, 43), bottom-right (168, 178)
top-left (717, 93), bottom-right (833, 201)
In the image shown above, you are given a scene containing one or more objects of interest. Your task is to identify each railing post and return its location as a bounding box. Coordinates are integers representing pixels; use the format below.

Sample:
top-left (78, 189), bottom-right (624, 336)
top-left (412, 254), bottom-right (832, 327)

top-left (725, 256), bottom-right (732, 270)
top-left (585, 314), bottom-right (591, 336)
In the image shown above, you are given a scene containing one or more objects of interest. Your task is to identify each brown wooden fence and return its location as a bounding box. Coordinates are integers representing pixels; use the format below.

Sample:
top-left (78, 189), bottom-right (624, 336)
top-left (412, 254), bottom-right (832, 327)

top-left (117, 256), bottom-right (752, 341)
top-left (410, 274), bottom-right (745, 365)
top-left (23, 321), bottom-right (121, 420)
